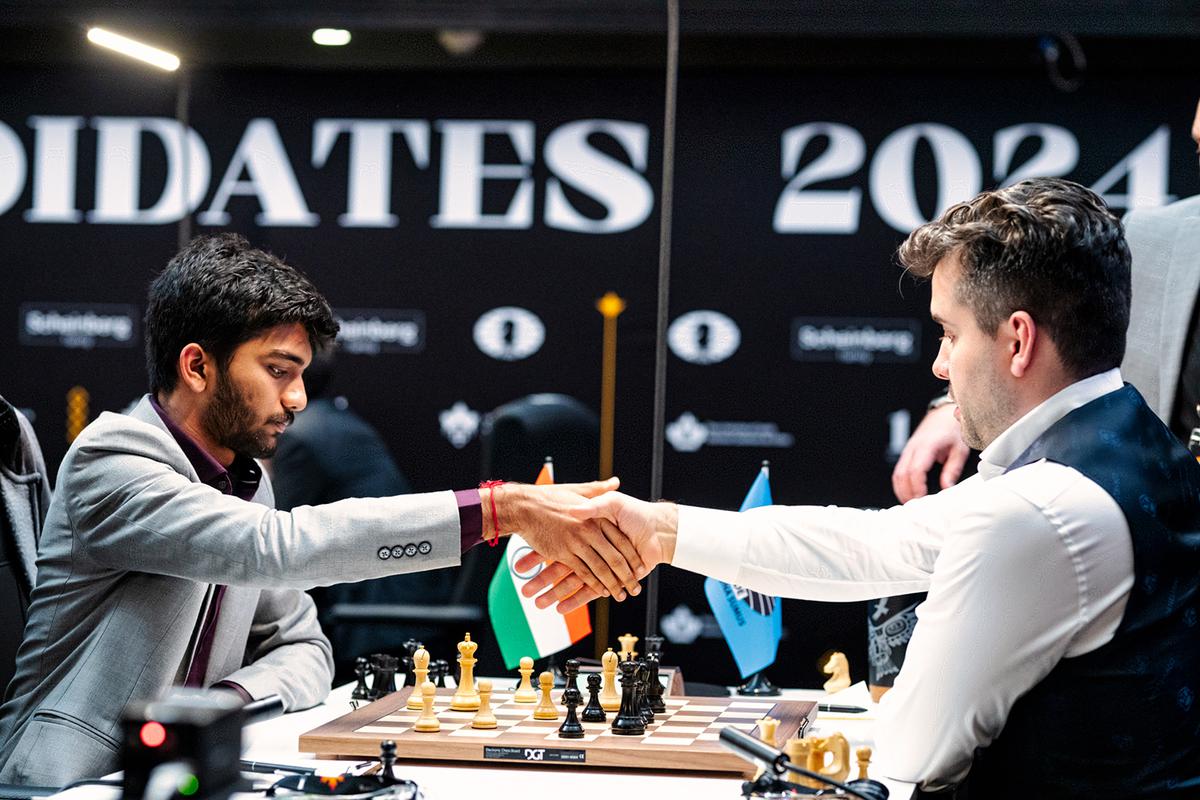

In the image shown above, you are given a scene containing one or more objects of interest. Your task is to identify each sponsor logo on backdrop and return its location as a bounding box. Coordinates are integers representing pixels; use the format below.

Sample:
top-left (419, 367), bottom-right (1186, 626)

top-left (334, 308), bottom-right (425, 355)
top-left (665, 411), bottom-right (794, 453)
top-left (790, 317), bottom-right (920, 365)
top-left (660, 604), bottom-right (722, 645)
top-left (439, 401), bottom-right (481, 448)
top-left (667, 310), bottom-right (741, 364)
top-left (20, 302), bottom-right (137, 349)
top-left (473, 307), bottom-right (545, 361)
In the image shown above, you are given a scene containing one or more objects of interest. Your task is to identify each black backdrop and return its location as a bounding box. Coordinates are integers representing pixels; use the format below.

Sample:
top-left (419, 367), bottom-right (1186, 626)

top-left (2, 60), bottom-right (1197, 685)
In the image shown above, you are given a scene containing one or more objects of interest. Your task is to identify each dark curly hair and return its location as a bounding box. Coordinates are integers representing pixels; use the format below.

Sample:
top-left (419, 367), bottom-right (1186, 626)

top-left (145, 234), bottom-right (339, 394)
top-left (898, 177), bottom-right (1131, 381)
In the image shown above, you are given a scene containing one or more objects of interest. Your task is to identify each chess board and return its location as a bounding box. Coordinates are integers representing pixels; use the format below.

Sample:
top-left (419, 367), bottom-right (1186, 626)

top-left (300, 687), bottom-right (817, 777)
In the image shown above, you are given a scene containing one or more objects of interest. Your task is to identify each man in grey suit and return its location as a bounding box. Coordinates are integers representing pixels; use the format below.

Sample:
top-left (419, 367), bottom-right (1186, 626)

top-left (0, 234), bottom-right (644, 786)
top-left (892, 99), bottom-right (1200, 501)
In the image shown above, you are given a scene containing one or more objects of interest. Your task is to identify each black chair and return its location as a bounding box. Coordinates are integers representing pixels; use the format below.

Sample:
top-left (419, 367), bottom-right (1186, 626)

top-left (0, 397), bottom-right (51, 703)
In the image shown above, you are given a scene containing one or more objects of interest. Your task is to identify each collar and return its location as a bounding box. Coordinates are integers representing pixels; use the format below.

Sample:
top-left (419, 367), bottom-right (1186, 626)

top-left (149, 394), bottom-right (261, 498)
top-left (977, 368), bottom-right (1124, 480)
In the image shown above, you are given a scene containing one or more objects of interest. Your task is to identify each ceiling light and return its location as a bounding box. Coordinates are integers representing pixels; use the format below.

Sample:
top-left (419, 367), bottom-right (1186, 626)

top-left (86, 27), bottom-right (180, 71)
top-left (312, 28), bottom-right (351, 46)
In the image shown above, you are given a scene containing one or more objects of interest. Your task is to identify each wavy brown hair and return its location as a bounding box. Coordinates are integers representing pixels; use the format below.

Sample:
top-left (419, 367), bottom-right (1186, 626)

top-left (899, 177), bottom-right (1131, 381)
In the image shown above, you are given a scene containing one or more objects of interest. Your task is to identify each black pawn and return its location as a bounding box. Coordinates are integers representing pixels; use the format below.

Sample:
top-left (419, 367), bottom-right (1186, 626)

top-left (558, 661), bottom-right (585, 739)
top-left (636, 660), bottom-right (655, 724)
top-left (581, 673), bottom-right (606, 723)
top-left (432, 659), bottom-right (450, 688)
top-left (563, 658), bottom-right (582, 696)
top-left (611, 659), bottom-right (646, 735)
top-left (379, 740), bottom-right (398, 784)
top-left (352, 656), bottom-right (371, 700)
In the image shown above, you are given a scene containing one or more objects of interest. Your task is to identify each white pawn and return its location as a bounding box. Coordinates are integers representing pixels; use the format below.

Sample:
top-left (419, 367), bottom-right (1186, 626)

top-left (407, 648), bottom-right (430, 711)
top-left (414, 681), bottom-right (440, 732)
top-left (513, 656), bottom-right (537, 703)
top-left (533, 671), bottom-right (559, 720)
top-left (600, 648), bottom-right (620, 712)
top-left (472, 679), bottom-right (497, 729)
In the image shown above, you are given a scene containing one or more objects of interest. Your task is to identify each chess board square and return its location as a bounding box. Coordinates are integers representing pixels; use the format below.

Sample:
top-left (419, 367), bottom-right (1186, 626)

top-left (448, 729), bottom-right (505, 738)
top-left (720, 711), bottom-right (771, 720)
top-left (653, 724), bottom-right (708, 734)
top-left (379, 714), bottom-right (417, 723)
top-left (671, 714), bottom-right (719, 723)
top-left (696, 733), bottom-right (721, 741)
top-left (729, 701), bottom-right (778, 709)
top-left (641, 737), bottom-right (697, 746)
top-left (681, 704), bottom-right (726, 713)
top-left (544, 732), bottom-right (602, 742)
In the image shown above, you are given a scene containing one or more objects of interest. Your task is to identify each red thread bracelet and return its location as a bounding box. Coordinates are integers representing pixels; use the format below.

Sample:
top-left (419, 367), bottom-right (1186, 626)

top-left (479, 480), bottom-right (505, 546)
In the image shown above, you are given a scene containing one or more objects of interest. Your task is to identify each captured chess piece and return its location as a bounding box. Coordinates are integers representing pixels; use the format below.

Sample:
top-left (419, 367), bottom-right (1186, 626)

top-left (368, 654), bottom-right (399, 700)
top-left (618, 632), bottom-right (638, 661)
top-left (786, 732), bottom-right (850, 789)
top-left (822, 651), bottom-right (852, 694)
top-left (407, 648), bottom-right (430, 711)
top-left (757, 716), bottom-right (779, 748)
top-left (513, 655), bottom-right (537, 703)
top-left (414, 681), bottom-right (440, 732)
top-left (581, 673), bottom-right (606, 723)
top-left (856, 746), bottom-right (873, 781)
top-left (611, 658), bottom-right (646, 735)
top-left (379, 740), bottom-right (398, 783)
top-left (472, 679), bottom-right (497, 729)
top-left (557, 661), bottom-right (585, 739)
top-left (351, 656), bottom-right (370, 701)
top-left (451, 633), bottom-right (480, 711)
top-left (533, 671), bottom-right (559, 720)
top-left (600, 648), bottom-right (620, 712)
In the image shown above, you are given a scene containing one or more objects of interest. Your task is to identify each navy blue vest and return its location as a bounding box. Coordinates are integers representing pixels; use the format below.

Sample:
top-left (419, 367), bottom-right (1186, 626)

top-left (965, 385), bottom-right (1200, 797)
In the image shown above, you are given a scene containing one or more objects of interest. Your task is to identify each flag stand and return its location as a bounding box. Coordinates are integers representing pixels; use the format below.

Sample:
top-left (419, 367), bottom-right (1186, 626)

top-left (737, 670), bottom-right (780, 696)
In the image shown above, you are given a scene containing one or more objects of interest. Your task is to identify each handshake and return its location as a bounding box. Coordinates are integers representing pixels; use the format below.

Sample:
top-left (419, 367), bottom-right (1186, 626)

top-left (486, 479), bottom-right (678, 615)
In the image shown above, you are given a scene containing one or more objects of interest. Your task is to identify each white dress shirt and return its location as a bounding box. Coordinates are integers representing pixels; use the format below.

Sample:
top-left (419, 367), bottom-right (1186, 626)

top-left (671, 369), bottom-right (1135, 790)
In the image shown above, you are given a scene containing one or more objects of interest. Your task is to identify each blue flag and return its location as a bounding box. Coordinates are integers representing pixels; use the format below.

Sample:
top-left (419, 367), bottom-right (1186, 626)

top-left (703, 465), bottom-right (782, 679)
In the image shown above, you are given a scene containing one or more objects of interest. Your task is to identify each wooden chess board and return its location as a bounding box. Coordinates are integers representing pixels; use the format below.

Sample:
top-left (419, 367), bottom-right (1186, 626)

top-left (299, 687), bottom-right (817, 777)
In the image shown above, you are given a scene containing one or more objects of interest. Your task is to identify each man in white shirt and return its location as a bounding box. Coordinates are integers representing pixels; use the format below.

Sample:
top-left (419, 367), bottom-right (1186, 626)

top-left (520, 178), bottom-right (1200, 795)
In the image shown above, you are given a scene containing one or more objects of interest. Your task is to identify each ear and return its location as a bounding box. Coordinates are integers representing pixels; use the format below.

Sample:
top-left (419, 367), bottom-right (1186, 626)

top-left (1007, 311), bottom-right (1037, 378)
top-left (176, 343), bottom-right (213, 394)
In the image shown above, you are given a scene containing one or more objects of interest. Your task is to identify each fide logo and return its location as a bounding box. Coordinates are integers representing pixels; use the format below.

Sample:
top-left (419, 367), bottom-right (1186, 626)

top-left (667, 310), bottom-right (741, 365)
top-left (473, 307), bottom-right (546, 361)
top-left (439, 401), bottom-right (481, 448)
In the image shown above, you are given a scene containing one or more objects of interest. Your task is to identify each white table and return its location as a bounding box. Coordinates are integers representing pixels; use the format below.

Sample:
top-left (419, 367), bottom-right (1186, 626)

top-left (55, 682), bottom-right (915, 800)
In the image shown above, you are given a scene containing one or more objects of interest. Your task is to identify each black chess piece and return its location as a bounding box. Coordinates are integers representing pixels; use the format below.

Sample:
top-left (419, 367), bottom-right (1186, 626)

top-left (432, 658), bottom-right (450, 688)
top-left (369, 654), bottom-right (399, 700)
top-left (557, 661), bottom-right (585, 739)
top-left (563, 658), bottom-right (582, 695)
top-left (401, 639), bottom-right (421, 674)
top-left (611, 658), bottom-right (646, 735)
top-left (636, 659), bottom-right (655, 724)
top-left (644, 634), bottom-right (664, 658)
top-left (581, 673), bottom-right (606, 723)
top-left (379, 740), bottom-right (398, 783)
top-left (646, 648), bottom-right (667, 714)
top-left (352, 656), bottom-right (371, 701)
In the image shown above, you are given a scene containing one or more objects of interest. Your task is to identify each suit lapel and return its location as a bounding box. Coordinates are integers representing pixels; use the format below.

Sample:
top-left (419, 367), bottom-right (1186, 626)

top-left (1160, 207), bottom-right (1200, 412)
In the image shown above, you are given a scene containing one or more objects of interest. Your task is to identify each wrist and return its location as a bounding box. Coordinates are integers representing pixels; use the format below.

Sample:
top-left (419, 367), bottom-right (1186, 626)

top-left (655, 502), bottom-right (679, 565)
top-left (480, 482), bottom-right (513, 544)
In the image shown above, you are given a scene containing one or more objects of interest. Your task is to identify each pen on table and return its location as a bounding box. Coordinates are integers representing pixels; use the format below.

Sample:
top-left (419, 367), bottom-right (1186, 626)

top-left (239, 759), bottom-right (317, 775)
top-left (818, 703), bottom-right (869, 714)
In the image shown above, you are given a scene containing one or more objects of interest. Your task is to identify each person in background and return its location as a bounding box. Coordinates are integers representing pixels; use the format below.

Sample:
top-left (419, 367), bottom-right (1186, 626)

top-left (892, 98), bottom-right (1200, 500)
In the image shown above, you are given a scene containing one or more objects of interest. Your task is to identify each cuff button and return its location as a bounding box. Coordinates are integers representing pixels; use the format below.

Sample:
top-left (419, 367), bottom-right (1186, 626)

top-left (417, 541), bottom-right (432, 555)
top-left (377, 547), bottom-right (391, 560)
top-left (391, 545), bottom-right (406, 559)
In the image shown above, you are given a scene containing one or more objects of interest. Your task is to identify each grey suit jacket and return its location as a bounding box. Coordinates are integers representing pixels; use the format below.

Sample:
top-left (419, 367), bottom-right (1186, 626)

top-left (0, 397), bottom-right (462, 786)
top-left (1123, 194), bottom-right (1200, 421)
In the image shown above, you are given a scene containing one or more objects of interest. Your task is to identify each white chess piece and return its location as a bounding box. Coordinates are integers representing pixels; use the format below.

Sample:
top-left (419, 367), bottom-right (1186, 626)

top-left (414, 681), bottom-right (440, 732)
top-left (513, 655), bottom-right (537, 703)
top-left (451, 633), bottom-right (480, 711)
top-left (472, 679), bottom-right (498, 729)
top-left (407, 648), bottom-right (430, 711)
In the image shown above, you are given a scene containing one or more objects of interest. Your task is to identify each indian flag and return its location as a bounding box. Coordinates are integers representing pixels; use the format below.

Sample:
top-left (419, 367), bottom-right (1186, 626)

top-left (487, 460), bottom-right (592, 669)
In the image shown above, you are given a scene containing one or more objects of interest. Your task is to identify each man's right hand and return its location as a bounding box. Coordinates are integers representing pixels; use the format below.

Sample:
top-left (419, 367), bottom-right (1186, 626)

top-left (891, 401), bottom-right (971, 503)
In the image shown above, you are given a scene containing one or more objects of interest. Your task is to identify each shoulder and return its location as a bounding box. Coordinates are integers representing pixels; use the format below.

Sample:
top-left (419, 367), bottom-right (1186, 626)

top-left (945, 462), bottom-right (1126, 561)
top-left (61, 409), bottom-right (191, 486)
top-left (1124, 194), bottom-right (1200, 236)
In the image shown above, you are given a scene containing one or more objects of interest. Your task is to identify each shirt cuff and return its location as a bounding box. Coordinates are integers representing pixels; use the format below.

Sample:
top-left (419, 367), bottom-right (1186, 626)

top-left (671, 505), bottom-right (748, 585)
top-left (211, 680), bottom-right (253, 704)
top-left (455, 489), bottom-right (483, 554)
